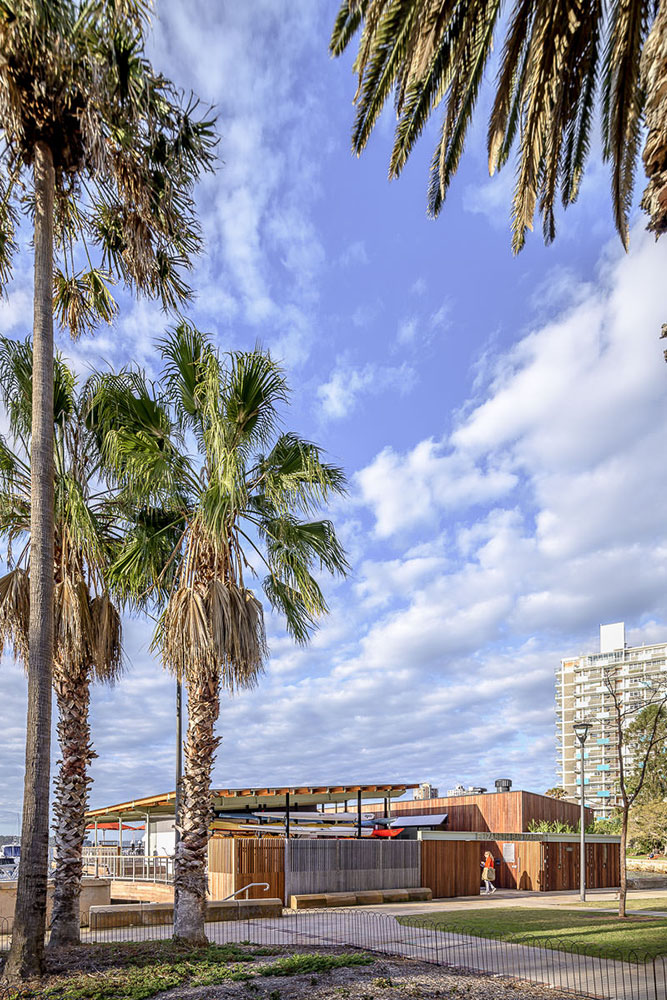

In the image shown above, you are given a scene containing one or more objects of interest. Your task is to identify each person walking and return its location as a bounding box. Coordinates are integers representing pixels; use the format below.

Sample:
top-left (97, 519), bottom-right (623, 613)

top-left (481, 851), bottom-right (497, 894)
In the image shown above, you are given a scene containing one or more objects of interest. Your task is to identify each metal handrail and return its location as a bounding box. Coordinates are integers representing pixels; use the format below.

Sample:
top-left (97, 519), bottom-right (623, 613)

top-left (221, 882), bottom-right (270, 900)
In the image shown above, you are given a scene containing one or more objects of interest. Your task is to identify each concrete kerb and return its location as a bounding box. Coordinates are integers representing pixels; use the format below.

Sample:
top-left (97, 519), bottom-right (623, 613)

top-left (88, 897), bottom-right (283, 931)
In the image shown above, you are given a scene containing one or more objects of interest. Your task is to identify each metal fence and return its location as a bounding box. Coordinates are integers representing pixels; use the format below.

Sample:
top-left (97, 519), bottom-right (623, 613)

top-left (82, 853), bottom-right (174, 883)
top-left (1, 908), bottom-right (666, 999)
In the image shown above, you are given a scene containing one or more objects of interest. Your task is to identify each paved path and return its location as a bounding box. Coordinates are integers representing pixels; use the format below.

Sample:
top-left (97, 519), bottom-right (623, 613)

top-left (358, 887), bottom-right (667, 918)
top-left (197, 910), bottom-right (665, 1000)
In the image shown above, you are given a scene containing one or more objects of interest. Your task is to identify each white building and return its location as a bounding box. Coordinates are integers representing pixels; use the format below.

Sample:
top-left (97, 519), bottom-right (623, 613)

top-left (415, 782), bottom-right (439, 800)
top-left (556, 622), bottom-right (667, 817)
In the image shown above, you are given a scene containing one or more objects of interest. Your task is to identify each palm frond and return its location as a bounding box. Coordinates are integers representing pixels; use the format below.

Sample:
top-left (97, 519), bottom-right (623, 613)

top-left (0, 566), bottom-right (30, 666)
top-left (53, 268), bottom-right (118, 340)
top-left (330, 0), bottom-right (366, 56)
top-left (223, 351), bottom-right (289, 450)
top-left (87, 370), bottom-right (191, 506)
top-left (263, 575), bottom-right (319, 646)
top-left (155, 580), bottom-right (266, 690)
top-left (601, 0), bottom-right (652, 247)
top-left (158, 322), bottom-right (210, 428)
top-left (0, 337), bottom-right (76, 442)
top-left (89, 593), bottom-right (122, 683)
top-left (108, 508), bottom-right (185, 606)
top-left (255, 433), bottom-right (347, 515)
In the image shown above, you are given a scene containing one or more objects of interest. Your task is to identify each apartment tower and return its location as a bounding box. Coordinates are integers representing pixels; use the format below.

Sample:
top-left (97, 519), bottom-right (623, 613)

top-left (556, 622), bottom-right (667, 817)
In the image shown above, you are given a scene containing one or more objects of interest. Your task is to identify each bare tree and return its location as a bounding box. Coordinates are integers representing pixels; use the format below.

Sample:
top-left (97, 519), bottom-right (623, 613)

top-left (603, 666), bottom-right (667, 917)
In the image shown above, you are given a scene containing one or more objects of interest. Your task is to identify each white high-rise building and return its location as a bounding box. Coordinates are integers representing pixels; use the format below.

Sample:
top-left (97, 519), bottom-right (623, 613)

top-left (556, 622), bottom-right (667, 817)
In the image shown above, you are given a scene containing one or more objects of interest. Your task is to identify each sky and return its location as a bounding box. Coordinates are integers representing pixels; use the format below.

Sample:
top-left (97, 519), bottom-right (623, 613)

top-left (2, 1), bottom-right (667, 832)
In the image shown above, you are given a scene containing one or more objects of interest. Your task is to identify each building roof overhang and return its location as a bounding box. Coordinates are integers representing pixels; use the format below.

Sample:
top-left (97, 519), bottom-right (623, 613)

top-left (86, 782), bottom-right (418, 823)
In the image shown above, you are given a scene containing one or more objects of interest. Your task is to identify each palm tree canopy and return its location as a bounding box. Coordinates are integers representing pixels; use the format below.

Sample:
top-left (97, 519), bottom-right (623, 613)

top-left (0, 337), bottom-right (121, 681)
top-left (91, 324), bottom-right (349, 690)
top-left (0, 0), bottom-right (217, 327)
top-left (331, 0), bottom-right (665, 251)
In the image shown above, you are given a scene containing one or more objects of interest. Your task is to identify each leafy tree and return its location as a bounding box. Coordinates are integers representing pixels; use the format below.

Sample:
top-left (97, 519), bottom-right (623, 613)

top-left (602, 665), bottom-right (667, 917)
top-left (0, 339), bottom-right (122, 947)
top-left (91, 325), bottom-right (349, 945)
top-left (625, 704), bottom-right (667, 804)
top-left (628, 802), bottom-right (667, 854)
top-left (0, 1), bottom-right (215, 977)
top-left (330, 0), bottom-right (667, 252)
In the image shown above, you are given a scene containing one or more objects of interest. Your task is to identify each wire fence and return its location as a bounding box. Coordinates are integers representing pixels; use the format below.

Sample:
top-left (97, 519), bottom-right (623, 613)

top-left (1, 908), bottom-right (665, 999)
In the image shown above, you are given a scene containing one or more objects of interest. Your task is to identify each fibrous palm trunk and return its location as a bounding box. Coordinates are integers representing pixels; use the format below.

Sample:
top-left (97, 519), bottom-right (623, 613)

top-left (173, 674), bottom-right (220, 945)
top-left (49, 662), bottom-right (94, 947)
top-left (642, 0), bottom-right (667, 235)
top-left (5, 141), bottom-right (55, 981)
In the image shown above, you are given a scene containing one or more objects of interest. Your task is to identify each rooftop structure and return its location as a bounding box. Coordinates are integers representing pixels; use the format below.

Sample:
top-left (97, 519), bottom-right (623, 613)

top-left (556, 622), bottom-right (667, 817)
top-left (86, 782), bottom-right (418, 853)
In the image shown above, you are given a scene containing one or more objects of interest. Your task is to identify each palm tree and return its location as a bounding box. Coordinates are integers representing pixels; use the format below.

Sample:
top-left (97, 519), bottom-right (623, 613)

top-left (0, 339), bottom-right (123, 947)
top-left (92, 324), bottom-right (349, 945)
top-left (0, 2), bottom-right (215, 977)
top-left (331, 0), bottom-right (667, 252)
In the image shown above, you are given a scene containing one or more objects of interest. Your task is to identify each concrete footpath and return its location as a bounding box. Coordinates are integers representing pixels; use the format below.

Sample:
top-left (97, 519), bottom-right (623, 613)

top-left (202, 909), bottom-right (666, 1000)
top-left (360, 885), bottom-right (667, 918)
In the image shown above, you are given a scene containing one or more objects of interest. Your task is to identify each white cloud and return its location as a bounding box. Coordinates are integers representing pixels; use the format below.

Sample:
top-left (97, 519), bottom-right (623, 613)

top-left (317, 361), bottom-right (416, 421)
top-left (357, 440), bottom-right (517, 537)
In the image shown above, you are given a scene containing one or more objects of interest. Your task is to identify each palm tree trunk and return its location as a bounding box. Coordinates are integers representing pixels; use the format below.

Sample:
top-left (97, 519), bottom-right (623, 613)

top-left (49, 663), bottom-right (94, 947)
top-left (5, 141), bottom-right (55, 981)
top-left (641, 0), bottom-right (667, 235)
top-left (173, 675), bottom-right (220, 946)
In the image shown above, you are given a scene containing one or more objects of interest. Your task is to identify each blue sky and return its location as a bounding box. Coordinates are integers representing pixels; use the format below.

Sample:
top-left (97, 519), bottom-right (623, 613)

top-left (2, 1), bottom-right (667, 831)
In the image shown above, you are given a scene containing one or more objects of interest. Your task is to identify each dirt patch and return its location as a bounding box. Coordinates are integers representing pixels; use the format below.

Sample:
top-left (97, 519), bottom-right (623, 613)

top-left (153, 952), bottom-right (591, 1000)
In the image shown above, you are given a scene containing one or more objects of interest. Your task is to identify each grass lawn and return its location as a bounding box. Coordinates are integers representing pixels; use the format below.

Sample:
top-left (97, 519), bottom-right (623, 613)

top-left (0, 941), bottom-right (374, 1000)
top-left (399, 907), bottom-right (667, 961)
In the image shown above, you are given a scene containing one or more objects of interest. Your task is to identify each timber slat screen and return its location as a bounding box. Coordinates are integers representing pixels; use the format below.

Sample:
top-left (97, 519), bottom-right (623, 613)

top-left (420, 840), bottom-right (480, 897)
top-left (208, 838), bottom-right (284, 901)
top-left (287, 840), bottom-right (420, 896)
top-left (208, 839), bottom-right (420, 903)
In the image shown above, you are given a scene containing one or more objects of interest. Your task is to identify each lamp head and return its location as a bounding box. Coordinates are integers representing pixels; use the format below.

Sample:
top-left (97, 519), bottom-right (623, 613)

top-left (573, 721), bottom-right (591, 745)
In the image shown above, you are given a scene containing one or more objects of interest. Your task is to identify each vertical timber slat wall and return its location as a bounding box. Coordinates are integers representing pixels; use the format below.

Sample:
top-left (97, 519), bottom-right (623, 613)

top-left (208, 838), bottom-right (235, 899)
top-left (207, 838), bottom-right (285, 900)
top-left (287, 840), bottom-right (420, 895)
top-left (420, 841), bottom-right (481, 898)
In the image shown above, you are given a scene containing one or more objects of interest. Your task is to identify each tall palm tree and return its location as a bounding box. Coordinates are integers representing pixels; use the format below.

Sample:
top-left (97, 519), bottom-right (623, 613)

top-left (92, 324), bottom-right (349, 945)
top-left (331, 0), bottom-right (667, 252)
top-left (0, 338), bottom-right (122, 947)
top-left (0, 2), bottom-right (215, 977)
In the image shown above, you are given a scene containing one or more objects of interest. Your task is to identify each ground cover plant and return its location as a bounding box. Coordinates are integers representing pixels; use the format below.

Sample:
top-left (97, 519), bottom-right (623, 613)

top-left (400, 907), bottom-right (667, 961)
top-left (0, 941), bottom-right (374, 1000)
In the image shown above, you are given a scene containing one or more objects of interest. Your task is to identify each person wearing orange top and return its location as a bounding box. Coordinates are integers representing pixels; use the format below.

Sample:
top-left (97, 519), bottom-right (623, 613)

top-left (481, 851), bottom-right (497, 894)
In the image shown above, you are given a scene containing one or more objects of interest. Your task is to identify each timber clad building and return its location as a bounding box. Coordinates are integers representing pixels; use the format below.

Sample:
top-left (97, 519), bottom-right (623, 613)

top-left (86, 783), bottom-right (619, 902)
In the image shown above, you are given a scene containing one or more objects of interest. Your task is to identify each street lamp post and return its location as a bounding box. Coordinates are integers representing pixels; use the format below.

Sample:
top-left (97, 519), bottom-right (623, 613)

top-left (573, 721), bottom-right (591, 902)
